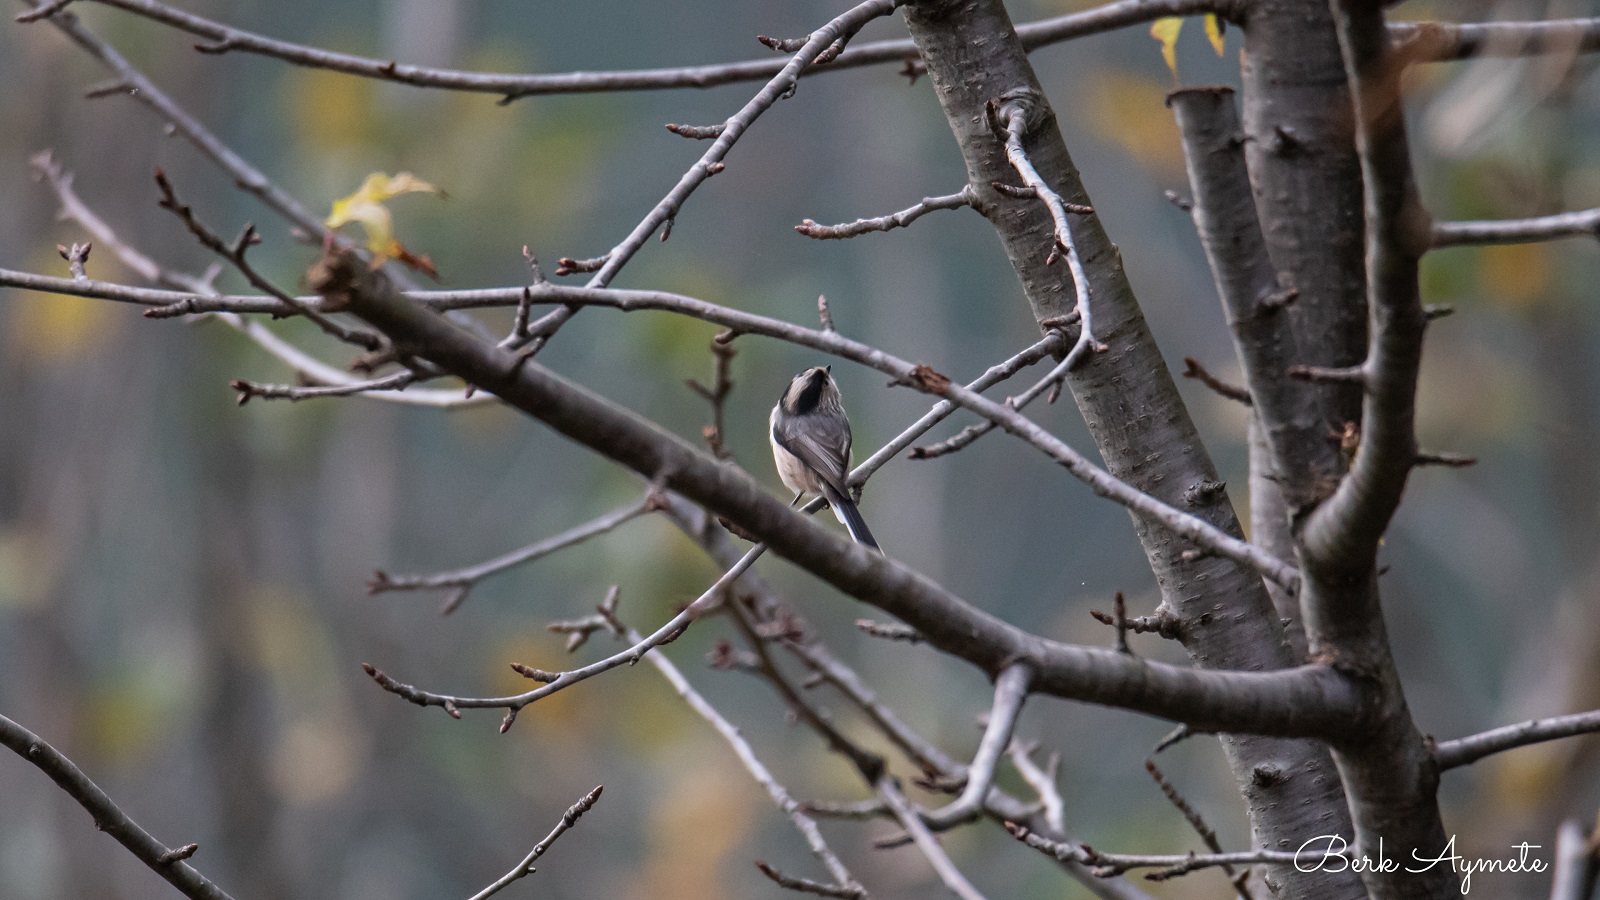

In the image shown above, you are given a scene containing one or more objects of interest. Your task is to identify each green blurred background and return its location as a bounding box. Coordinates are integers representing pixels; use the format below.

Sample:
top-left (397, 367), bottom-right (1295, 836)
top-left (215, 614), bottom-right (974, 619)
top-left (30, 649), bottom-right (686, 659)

top-left (1, 1), bottom-right (1598, 897)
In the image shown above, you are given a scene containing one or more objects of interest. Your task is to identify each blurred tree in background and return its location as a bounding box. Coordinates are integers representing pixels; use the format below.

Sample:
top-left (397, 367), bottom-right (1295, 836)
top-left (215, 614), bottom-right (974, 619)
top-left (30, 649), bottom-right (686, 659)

top-left (1, 1), bottom-right (1600, 899)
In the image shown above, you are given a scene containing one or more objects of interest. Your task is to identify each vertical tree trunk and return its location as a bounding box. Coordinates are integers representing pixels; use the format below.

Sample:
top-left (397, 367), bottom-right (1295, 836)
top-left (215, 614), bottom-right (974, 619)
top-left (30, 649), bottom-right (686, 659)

top-left (900, 2), bottom-right (1362, 895)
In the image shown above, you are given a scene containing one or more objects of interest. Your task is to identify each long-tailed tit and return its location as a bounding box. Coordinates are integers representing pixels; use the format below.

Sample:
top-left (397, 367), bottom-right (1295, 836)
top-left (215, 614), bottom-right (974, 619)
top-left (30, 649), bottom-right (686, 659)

top-left (769, 366), bottom-right (879, 550)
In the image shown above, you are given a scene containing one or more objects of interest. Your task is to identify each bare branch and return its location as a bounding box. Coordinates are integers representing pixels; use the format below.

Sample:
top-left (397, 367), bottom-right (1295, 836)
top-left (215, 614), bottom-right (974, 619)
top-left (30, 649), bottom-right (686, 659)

top-left (1433, 709), bottom-right (1600, 771)
top-left (1431, 208), bottom-right (1600, 248)
top-left (995, 97), bottom-right (1102, 368)
top-left (1180, 358), bottom-right (1252, 406)
top-left (368, 492), bottom-right (660, 614)
top-left (685, 333), bottom-right (738, 459)
top-left (797, 187), bottom-right (975, 240)
top-left (362, 551), bottom-right (750, 721)
top-left (152, 169), bottom-right (383, 351)
top-left (877, 778), bottom-right (989, 900)
top-left (1005, 821), bottom-right (1325, 882)
top-left (1413, 451), bottom-right (1476, 469)
top-left (922, 663), bottom-right (1032, 829)
top-left (317, 249), bottom-right (1356, 737)
top-left (1145, 759), bottom-right (1250, 898)
top-left (27, 151), bottom-right (483, 408)
top-left (1394, 17), bottom-right (1600, 63)
top-left (521, 0), bottom-right (906, 354)
top-left (1286, 363), bottom-right (1368, 386)
top-left (909, 343), bottom-right (1074, 460)
top-left (465, 785), bottom-right (603, 900)
top-left (1008, 742), bottom-right (1065, 834)
top-left (726, 597), bottom-right (889, 781)
top-left (0, 714), bottom-right (235, 900)
top-left (10, 242), bottom-right (1299, 594)
top-left (632, 622), bottom-right (866, 896)
top-left (47, 0), bottom-right (1223, 99)
top-left (660, 496), bottom-right (1150, 900)
top-left (755, 862), bottom-right (866, 900)
top-left (230, 371), bottom-right (415, 405)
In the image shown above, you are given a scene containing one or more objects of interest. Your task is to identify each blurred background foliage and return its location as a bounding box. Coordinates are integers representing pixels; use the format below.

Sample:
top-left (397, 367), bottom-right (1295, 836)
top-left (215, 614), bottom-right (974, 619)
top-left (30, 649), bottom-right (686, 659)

top-left (0, 0), bottom-right (1598, 897)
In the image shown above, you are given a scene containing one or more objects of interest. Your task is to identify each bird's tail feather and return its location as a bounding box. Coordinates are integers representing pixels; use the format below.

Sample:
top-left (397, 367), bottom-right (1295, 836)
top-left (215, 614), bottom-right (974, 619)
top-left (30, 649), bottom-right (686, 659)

top-left (824, 490), bottom-right (880, 551)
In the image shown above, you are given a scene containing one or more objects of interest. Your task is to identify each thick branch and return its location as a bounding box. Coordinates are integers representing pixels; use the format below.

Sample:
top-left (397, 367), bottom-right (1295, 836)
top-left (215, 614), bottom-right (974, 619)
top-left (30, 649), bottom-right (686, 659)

top-left (0, 714), bottom-right (234, 900)
top-left (315, 250), bottom-right (1360, 737)
top-left (1308, 0), bottom-right (1430, 586)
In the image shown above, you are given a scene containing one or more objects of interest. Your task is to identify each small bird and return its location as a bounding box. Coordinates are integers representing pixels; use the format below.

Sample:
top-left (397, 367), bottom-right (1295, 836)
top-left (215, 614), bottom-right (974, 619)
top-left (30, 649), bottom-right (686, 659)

top-left (770, 366), bottom-right (879, 550)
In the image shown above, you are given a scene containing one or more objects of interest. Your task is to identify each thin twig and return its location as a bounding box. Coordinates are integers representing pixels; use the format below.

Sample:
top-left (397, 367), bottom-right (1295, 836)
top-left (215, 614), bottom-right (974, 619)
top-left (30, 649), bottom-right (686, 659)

top-left (152, 170), bottom-right (382, 350)
top-left (855, 619), bottom-right (923, 643)
top-left (368, 492), bottom-right (660, 614)
top-left (1393, 17), bottom-right (1600, 63)
top-left (465, 785), bottom-right (603, 900)
top-left (1005, 821), bottom-right (1324, 881)
top-left (755, 862), bottom-right (867, 900)
top-left (0, 714), bottom-right (235, 900)
top-left (1181, 358), bottom-right (1252, 406)
top-left (1431, 208), bottom-right (1600, 247)
top-left (230, 371), bottom-right (415, 404)
top-left (1433, 709), bottom-right (1600, 771)
top-left (876, 779), bottom-right (990, 900)
top-left (1008, 742), bottom-right (1065, 834)
top-left (910, 344), bottom-right (1075, 459)
top-left (1146, 759), bottom-right (1251, 899)
top-left (50, 0), bottom-right (1218, 98)
top-left (28, 150), bottom-right (481, 408)
top-left (997, 100), bottom-right (1102, 369)
top-left (685, 332), bottom-right (738, 459)
top-left (630, 621), bottom-right (867, 896)
top-left (797, 187), bottom-right (975, 239)
top-left (363, 551), bottom-right (754, 721)
top-left (518, 0), bottom-right (904, 356)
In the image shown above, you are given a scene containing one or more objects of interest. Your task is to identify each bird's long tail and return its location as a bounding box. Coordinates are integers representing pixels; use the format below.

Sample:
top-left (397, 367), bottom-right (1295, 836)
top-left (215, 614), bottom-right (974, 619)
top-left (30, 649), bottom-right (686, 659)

top-left (823, 488), bottom-right (880, 551)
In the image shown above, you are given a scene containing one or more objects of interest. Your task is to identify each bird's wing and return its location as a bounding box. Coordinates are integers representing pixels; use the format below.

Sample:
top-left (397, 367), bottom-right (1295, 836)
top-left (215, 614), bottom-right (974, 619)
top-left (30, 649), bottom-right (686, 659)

top-left (771, 416), bottom-right (851, 497)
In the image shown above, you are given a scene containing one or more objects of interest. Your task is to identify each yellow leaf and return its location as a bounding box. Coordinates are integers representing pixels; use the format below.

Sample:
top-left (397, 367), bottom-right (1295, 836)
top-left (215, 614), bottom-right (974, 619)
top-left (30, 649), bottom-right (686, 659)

top-left (325, 172), bottom-right (443, 271)
top-left (1150, 17), bottom-right (1183, 79)
top-left (1205, 14), bottom-right (1226, 56)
